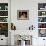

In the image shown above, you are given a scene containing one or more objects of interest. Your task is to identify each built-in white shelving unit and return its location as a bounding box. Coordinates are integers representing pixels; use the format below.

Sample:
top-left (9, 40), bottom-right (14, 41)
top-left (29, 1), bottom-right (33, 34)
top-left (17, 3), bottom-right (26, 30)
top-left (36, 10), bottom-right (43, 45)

top-left (0, 3), bottom-right (8, 37)
top-left (38, 3), bottom-right (46, 37)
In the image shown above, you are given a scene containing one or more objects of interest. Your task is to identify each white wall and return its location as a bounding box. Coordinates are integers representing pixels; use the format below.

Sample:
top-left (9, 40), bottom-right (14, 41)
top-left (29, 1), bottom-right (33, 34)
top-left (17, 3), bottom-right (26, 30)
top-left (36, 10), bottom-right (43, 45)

top-left (11, 0), bottom-right (46, 46)
top-left (11, 0), bottom-right (38, 30)
top-left (11, 0), bottom-right (46, 30)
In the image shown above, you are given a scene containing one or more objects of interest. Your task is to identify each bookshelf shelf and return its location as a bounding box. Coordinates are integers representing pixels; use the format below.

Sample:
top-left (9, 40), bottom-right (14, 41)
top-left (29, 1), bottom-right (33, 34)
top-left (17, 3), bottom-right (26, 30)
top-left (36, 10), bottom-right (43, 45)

top-left (38, 22), bottom-right (46, 23)
top-left (0, 10), bottom-right (8, 11)
top-left (38, 10), bottom-right (46, 11)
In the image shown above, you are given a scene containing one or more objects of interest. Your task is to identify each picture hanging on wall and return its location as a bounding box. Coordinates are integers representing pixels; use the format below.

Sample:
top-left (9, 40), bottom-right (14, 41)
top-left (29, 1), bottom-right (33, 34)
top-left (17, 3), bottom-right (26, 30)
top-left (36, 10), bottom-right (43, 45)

top-left (17, 10), bottom-right (29, 20)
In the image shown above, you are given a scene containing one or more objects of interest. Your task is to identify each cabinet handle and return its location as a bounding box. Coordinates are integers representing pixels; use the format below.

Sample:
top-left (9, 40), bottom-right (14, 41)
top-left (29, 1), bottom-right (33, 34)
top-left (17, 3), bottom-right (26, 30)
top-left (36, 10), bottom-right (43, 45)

top-left (1, 39), bottom-right (3, 40)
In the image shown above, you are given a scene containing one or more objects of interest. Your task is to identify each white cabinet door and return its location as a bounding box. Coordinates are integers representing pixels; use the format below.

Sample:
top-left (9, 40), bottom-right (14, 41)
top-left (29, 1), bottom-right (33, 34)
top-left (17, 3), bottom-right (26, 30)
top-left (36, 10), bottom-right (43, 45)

top-left (0, 36), bottom-right (8, 45)
top-left (38, 38), bottom-right (46, 46)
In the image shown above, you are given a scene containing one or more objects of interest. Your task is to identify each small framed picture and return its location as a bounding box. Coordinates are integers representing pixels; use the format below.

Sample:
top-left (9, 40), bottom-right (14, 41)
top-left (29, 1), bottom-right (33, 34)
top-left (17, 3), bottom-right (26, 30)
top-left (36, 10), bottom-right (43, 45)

top-left (17, 10), bottom-right (29, 20)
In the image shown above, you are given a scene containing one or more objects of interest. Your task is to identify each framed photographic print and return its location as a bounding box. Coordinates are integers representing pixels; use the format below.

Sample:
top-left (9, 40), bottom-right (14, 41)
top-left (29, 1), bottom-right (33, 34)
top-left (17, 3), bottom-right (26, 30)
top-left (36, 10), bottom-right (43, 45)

top-left (17, 10), bottom-right (29, 20)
